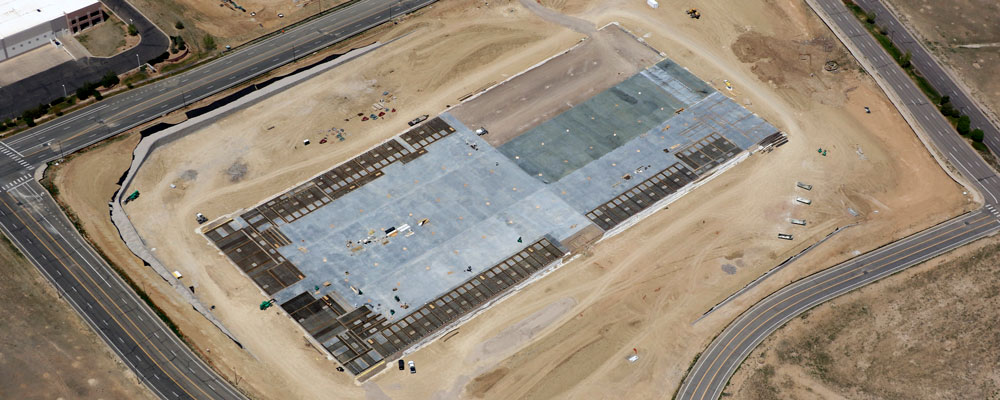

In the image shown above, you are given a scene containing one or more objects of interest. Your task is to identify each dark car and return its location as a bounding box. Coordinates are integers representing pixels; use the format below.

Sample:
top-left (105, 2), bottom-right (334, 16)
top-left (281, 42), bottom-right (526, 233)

top-left (398, 359), bottom-right (405, 370)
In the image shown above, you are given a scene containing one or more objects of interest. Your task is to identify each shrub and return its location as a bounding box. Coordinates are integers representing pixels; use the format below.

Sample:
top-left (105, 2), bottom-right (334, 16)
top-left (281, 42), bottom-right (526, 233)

top-left (971, 129), bottom-right (985, 143)
top-left (865, 11), bottom-right (876, 24)
top-left (900, 51), bottom-right (912, 69)
top-left (148, 52), bottom-right (169, 65)
top-left (174, 21), bottom-right (184, 29)
top-left (957, 115), bottom-right (971, 135)
top-left (127, 24), bottom-right (138, 36)
top-left (202, 34), bottom-right (217, 50)
top-left (25, 117), bottom-right (35, 127)
top-left (50, 97), bottom-right (65, 106)
top-left (940, 95), bottom-right (950, 106)
top-left (972, 141), bottom-right (989, 152)
top-left (94, 91), bottom-right (103, 101)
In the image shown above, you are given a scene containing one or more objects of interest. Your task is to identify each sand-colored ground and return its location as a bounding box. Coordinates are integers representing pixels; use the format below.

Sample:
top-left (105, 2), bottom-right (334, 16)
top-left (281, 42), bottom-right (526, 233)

top-left (128, 0), bottom-right (351, 53)
top-left (0, 235), bottom-right (154, 399)
top-left (450, 23), bottom-right (659, 146)
top-left (727, 235), bottom-right (1000, 399)
top-left (886, 0), bottom-right (1000, 120)
top-left (52, 0), bottom-right (977, 398)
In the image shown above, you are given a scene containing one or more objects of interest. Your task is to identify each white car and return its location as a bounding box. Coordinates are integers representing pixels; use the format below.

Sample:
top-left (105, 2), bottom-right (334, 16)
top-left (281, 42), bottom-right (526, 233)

top-left (408, 360), bottom-right (416, 374)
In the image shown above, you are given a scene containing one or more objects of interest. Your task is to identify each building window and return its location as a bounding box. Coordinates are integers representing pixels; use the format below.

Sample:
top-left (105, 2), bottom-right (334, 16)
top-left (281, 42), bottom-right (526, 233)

top-left (90, 10), bottom-right (100, 17)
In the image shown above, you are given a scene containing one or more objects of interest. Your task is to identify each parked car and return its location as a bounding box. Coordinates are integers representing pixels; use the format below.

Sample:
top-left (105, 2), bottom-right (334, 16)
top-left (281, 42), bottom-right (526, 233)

top-left (408, 360), bottom-right (416, 374)
top-left (398, 359), bottom-right (405, 370)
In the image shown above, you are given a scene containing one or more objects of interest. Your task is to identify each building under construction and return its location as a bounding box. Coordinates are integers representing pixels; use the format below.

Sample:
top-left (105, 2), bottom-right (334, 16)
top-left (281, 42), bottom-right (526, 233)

top-left (203, 56), bottom-right (781, 378)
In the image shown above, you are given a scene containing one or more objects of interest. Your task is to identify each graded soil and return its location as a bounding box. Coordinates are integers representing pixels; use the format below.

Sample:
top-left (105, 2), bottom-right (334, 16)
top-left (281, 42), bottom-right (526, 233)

top-left (52, 0), bottom-right (975, 398)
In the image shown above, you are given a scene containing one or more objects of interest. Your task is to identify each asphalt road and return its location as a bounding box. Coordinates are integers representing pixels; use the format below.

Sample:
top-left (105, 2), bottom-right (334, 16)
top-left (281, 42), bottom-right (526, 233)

top-left (0, 0), bottom-right (436, 180)
top-left (0, 182), bottom-right (243, 400)
top-left (852, 0), bottom-right (1000, 154)
top-left (0, 0), bottom-right (170, 119)
top-left (0, 0), bottom-right (436, 398)
top-left (676, 0), bottom-right (1000, 398)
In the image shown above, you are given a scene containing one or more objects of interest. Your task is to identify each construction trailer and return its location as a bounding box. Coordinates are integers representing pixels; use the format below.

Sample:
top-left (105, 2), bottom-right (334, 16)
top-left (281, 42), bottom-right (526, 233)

top-left (777, 233), bottom-right (793, 240)
top-left (795, 197), bottom-right (812, 205)
top-left (790, 218), bottom-right (807, 226)
top-left (796, 181), bottom-right (812, 190)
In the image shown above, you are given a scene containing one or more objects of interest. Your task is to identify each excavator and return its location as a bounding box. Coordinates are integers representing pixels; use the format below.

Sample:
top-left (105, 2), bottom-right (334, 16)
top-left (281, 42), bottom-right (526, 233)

top-left (686, 8), bottom-right (701, 19)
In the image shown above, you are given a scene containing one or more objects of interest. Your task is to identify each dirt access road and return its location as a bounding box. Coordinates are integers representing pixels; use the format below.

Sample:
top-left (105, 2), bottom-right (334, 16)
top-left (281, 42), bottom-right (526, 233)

top-left (52, 0), bottom-right (974, 398)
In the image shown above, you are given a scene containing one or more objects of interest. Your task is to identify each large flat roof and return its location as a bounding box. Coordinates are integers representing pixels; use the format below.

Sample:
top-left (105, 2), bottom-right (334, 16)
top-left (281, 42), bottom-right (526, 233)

top-left (0, 0), bottom-right (98, 39)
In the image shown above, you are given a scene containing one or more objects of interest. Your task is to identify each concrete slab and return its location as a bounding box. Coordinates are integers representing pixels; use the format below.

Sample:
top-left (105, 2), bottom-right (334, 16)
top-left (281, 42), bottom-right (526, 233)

top-left (272, 126), bottom-right (590, 322)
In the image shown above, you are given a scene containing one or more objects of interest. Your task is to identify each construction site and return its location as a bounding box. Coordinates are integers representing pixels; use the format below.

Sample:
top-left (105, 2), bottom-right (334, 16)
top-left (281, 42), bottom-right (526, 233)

top-left (45, 0), bottom-right (973, 398)
top-left (201, 24), bottom-right (781, 377)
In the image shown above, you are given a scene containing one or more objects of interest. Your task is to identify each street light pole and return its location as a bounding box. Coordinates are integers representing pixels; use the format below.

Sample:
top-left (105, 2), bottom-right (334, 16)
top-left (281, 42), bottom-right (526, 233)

top-left (61, 84), bottom-right (67, 98)
top-left (136, 53), bottom-right (141, 70)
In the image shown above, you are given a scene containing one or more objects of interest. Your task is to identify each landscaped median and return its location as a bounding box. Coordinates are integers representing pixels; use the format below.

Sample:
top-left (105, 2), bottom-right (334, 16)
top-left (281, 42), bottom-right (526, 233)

top-left (841, 0), bottom-right (995, 164)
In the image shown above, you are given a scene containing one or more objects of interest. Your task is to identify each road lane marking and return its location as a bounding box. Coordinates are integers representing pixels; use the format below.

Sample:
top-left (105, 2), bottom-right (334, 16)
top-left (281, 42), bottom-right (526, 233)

top-left (689, 214), bottom-right (995, 398)
top-left (710, 220), bottom-right (998, 400)
top-left (0, 193), bottom-right (206, 400)
top-left (1, 142), bottom-right (24, 158)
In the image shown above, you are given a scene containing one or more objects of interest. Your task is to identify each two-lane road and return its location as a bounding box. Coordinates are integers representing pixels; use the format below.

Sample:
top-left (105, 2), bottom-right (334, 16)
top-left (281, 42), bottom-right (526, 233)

top-left (677, 0), bottom-right (1000, 398)
top-left (677, 210), bottom-right (1000, 399)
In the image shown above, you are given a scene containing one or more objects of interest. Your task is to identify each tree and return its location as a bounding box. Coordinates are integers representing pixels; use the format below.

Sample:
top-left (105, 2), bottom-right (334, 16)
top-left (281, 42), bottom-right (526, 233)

top-left (127, 24), bottom-right (138, 36)
top-left (865, 11), bottom-right (876, 24)
top-left (957, 115), bottom-right (971, 135)
top-left (971, 129), bottom-right (985, 143)
top-left (100, 70), bottom-right (120, 88)
top-left (939, 95), bottom-right (950, 106)
top-left (174, 21), bottom-right (184, 29)
top-left (93, 91), bottom-right (103, 101)
top-left (940, 103), bottom-right (959, 118)
top-left (202, 34), bottom-right (217, 51)
top-left (900, 51), bottom-right (912, 69)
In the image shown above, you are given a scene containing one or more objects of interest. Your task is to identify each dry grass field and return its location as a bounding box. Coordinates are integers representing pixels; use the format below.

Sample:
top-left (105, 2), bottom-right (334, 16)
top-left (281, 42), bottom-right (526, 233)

top-left (886, 0), bottom-right (1000, 119)
top-left (128, 0), bottom-right (351, 54)
top-left (727, 235), bottom-right (1000, 399)
top-left (0, 235), bottom-right (154, 399)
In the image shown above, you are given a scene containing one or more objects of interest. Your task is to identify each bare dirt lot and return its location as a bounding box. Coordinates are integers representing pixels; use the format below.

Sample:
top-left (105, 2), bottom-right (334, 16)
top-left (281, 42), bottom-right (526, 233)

top-left (727, 235), bottom-right (1000, 400)
top-left (886, 0), bottom-right (1000, 119)
top-left (128, 0), bottom-right (350, 54)
top-left (52, 0), bottom-right (978, 398)
top-left (450, 24), bottom-right (660, 146)
top-left (0, 236), bottom-right (154, 399)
